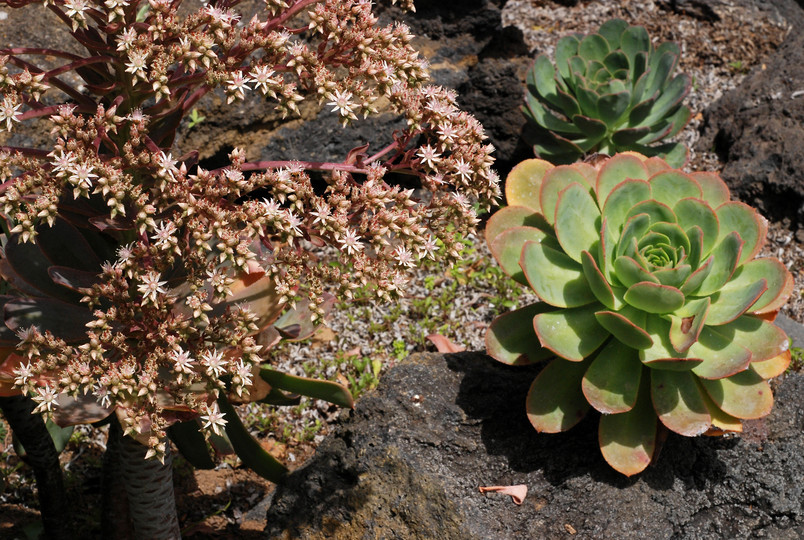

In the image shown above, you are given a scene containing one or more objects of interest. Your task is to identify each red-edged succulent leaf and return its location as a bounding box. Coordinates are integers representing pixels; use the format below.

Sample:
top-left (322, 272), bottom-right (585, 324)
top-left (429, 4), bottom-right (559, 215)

top-left (740, 258), bottom-right (794, 315)
top-left (601, 179), bottom-right (651, 237)
top-left (689, 326), bottom-right (752, 380)
top-left (640, 315), bottom-right (702, 370)
top-left (706, 277), bottom-right (767, 326)
top-left (673, 198), bottom-right (719, 256)
top-left (669, 298), bottom-right (709, 353)
top-left (581, 250), bottom-right (621, 310)
top-left (540, 166), bottom-right (592, 225)
top-left (698, 367), bottom-right (773, 420)
top-left (708, 315), bottom-right (789, 363)
top-left (595, 154), bottom-right (650, 208)
top-left (623, 282), bottom-right (684, 314)
top-left (699, 387), bottom-right (743, 434)
top-left (650, 369), bottom-right (710, 436)
top-left (624, 199), bottom-right (676, 225)
top-left (648, 170), bottom-right (701, 207)
top-left (520, 240), bottom-right (595, 308)
top-left (692, 231), bottom-right (743, 296)
top-left (598, 378), bottom-right (657, 477)
top-left (554, 183), bottom-right (601, 263)
top-left (505, 159), bottom-right (554, 212)
top-left (490, 226), bottom-right (551, 285)
top-left (752, 350), bottom-right (791, 380)
top-left (582, 339), bottom-right (642, 414)
top-left (642, 156), bottom-right (672, 175)
top-left (533, 305), bottom-right (609, 361)
top-left (689, 171), bottom-right (730, 207)
top-left (715, 202), bottom-right (767, 265)
top-left (485, 303), bottom-right (555, 366)
top-left (613, 255), bottom-right (658, 288)
top-left (484, 205), bottom-right (549, 247)
top-left (594, 306), bottom-right (652, 349)
top-left (526, 357), bottom-right (592, 433)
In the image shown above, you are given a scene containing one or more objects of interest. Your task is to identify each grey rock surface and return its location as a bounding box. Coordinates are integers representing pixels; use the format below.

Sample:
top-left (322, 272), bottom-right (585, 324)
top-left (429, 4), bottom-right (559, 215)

top-left (699, 0), bottom-right (804, 230)
top-left (265, 351), bottom-right (804, 539)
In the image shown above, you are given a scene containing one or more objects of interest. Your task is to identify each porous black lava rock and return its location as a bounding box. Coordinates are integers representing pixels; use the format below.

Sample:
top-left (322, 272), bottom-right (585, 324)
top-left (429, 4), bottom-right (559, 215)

top-left (699, 0), bottom-right (804, 230)
top-left (264, 351), bottom-right (804, 539)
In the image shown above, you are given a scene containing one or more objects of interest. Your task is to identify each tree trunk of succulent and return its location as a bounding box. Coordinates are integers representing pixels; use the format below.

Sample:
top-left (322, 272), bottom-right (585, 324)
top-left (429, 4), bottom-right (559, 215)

top-left (0, 394), bottom-right (70, 540)
top-left (100, 419), bottom-right (134, 540)
top-left (107, 420), bottom-right (181, 539)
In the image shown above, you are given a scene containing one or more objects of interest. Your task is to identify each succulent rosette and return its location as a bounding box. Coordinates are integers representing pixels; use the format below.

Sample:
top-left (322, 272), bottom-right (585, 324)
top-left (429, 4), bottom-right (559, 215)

top-left (523, 19), bottom-right (692, 167)
top-left (485, 153), bottom-right (794, 475)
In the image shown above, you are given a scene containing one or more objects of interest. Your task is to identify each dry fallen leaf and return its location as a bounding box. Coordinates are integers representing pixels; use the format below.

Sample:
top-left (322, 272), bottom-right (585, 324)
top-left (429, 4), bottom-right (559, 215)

top-left (478, 484), bottom-right (528, 505)
top-left (426, 334), bottom-right (466, 353)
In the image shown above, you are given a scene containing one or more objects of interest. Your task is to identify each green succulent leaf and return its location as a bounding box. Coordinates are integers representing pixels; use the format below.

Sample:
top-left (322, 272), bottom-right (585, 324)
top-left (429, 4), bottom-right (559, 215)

top-left (597, 91), bottom-right (631, 127)
top-left (571, 114), bottom-right (608, 139)
top-left (706, 278), bottom-right (767, 326)
top-left (259, 368), bottom-right (354, 408)
top-left (640, 315), bottom-right (702, 370)
top-left (594, 305), bottom-right (653, 349)
top-left (490, 226), bottom-right (552, 285)
top-left (533, 305), bottom-right (609, 361)
top-left (650, 369), bottom-right (711, 436)
top-left (218, 394), bottom-right (288, 482)
top-left (555, 36), bottom-right (581, 81)
top-left (698, 367), bottom-right (773, 420)
top-left (738, 258), bottom-right (795, 314)
top-left (168, 420), bottom-right (216, 470)
top-left (581, 250), bottom-right (621, 310)
top-left (520, 240), bottom-right (595, 308)
top-left (554, 183), bottom-right (601, 263)
top-left (598, 377), bottom-right (657, 477)
top-left (505, 159), bottom-right (554, 212)
top-left (624, 199), bottom-right (676, 226)
top-left (524, 91), bottom-right (581, 134)
top-left (486, 303), bottom-right (555, 366)
top-left (602, 179), bottom-right (652, 236)
top-left (673, 198), bottom-right (719, 256)
top-left (668, 297), bottom-right (709, 353)
top-left (540, 166), bottom-right (592, 225)
top-left (693, 231), bottom-right (743, 296)
top-left (689, 326), bottom-right (752, 380)
top-left (613, 255), bottom-right (658, 288)
top-left (598, 19), bottom-right (628, 49)
top-left (715, 202), bottom-right (767, 265)
top-left (582, 339), bottom-right (642, 414)
top-left (648, 171), bottom-right (701, 207)
top-left (690, 172), bottom-right (730, 207)
top-left (708, 315), bottom-right (789, 363)
top-left (526, 356), bottom-right (592, 433)
top-left (624, 282), bottom-right (684, 314)
top-left (484, 206), bottom-right (548, 247)
top-left (596, 154), bottom-right (649, 207)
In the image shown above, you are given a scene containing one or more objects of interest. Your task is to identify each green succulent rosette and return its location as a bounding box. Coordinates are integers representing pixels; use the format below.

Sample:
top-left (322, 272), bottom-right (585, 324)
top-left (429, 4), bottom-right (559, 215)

top-left (523, 19), bottom-right (692, 167)
top-left (485, 153), bottom-right (794, 476)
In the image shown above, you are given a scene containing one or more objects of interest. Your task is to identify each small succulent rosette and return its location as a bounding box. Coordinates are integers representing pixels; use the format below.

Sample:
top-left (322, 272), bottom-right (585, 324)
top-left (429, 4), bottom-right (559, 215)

top-left (485, 153), bottom-right (794, 476)
top-left (523, 19), bottom-right (692, 167)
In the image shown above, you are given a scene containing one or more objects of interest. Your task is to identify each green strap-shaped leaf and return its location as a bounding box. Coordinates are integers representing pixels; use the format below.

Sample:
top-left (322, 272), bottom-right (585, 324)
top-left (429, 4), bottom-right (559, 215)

top-left (716, 202), bottom-right (767, 266)
top-left (693, 232), bottom-right (743, 296)
top-left (582, 339), bottom-right (642, 413)
top-left (485, 303), bottom-right (554, 366)
top-left (521, 240), bottom-right (595, 308)
top-left (650, 369), bottom-right (710, 436)
top-left (649, 171), bottom-right (701, 207)
top-left (598, 377), bottom-right (657, 477)
top-left (554, 182), bottom-right (601, 263)
top-left (698, 367), bottom-right (773, 420)
top-left (259, 368), bottom-right (354, 408)
top-left (168, 420), bottom-right (215, 470)
top-left (505, 158), bottom-right (554, 212)
top-left (526, 357), bottom-right (592, 433)
top-left (533, 305), bottom-right (609, 361)
top-left (259, 387), bottom-right (302, 406)
top-left (540, 166), bottom-right (592, 225)
top-left (602, 179), bottom-right (651, 236)
top-left (594, 306), bottom-right (652, 350)
top-left (739, 258), bottom-right (794, 315)
top-left (490, 226), bottom-right (552, 286)
top-left (218, 394), bottom-right (288, 482)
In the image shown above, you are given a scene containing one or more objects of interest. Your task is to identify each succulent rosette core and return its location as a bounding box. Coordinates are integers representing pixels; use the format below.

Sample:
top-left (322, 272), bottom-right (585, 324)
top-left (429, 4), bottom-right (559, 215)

top-left (485, 153), bottom-right (794, 476)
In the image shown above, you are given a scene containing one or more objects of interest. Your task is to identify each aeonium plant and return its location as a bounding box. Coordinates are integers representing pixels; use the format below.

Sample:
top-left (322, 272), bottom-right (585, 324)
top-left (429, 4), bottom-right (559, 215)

top-left (485, 153), bottom-right (793, 476)
top-left (0, 0), bottom-right (499, 536)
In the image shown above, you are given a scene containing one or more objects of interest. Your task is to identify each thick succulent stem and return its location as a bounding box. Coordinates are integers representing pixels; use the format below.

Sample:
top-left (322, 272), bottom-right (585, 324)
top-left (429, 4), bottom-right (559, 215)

top-left (109, 422), bottom-right (181, 539)
top-left (101, 419), bottom-right (134, 540)
top-left (0, 395), bottom-right (70, 540)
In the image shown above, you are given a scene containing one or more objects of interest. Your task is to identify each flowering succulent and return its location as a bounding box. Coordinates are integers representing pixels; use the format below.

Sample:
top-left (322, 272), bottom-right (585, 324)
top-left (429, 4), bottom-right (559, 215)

top-left (0, 0), bottom-right (498, 535)
top-left (485, 153), bottom-right (794, 476)
top-left (523, 19), bottom-right (692, 167)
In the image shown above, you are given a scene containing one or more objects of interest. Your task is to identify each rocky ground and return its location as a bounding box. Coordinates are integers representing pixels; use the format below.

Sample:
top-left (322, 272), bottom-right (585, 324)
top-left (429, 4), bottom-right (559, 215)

top-left (1, 0), bottom-right (803, 538)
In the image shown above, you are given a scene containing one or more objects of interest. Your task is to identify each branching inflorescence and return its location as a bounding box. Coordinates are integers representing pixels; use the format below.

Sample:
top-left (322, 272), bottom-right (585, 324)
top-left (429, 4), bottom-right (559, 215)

top-left (0, 0), bottom-right (499, 460)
